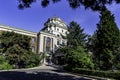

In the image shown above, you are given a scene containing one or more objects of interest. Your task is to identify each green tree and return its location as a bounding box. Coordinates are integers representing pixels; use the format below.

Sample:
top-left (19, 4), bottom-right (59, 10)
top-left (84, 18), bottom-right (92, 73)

top-left (26, 53), bottom-right (41, 68)
top-left (5, 44), bottom-right (29, 68)
top-left (0, 55), bottom-right (13, 70)
top-left (0, 31), bottom-right (33, 68)
top-left (64, 46), bottom-right (94, 69)
top-left (67, 21), bottom-right (88, 48)
top-left (18, 0), bottom-right (120, 11)
top-left (61, 21), bottom-right (94, 69)
top-left (93, 9), bottom-right (120, 70)
top-left (0, 31), bottom-right (31, 53)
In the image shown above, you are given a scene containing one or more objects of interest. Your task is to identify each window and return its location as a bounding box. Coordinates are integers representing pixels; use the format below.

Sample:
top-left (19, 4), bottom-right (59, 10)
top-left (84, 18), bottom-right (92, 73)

top-left (51, 30), bottom-right (53, 33)
top-left (57, 40), bottom-right (60, 45)
top-left (46, 37), bottom-right (51, 52)
top-left (62, 40), bottom-right (65, 45)
top-left (57, 28), bottom-right (59, 31)
top-left (66, 31), bottom-right (67, 34)
top-left (32, 37), bottom-right (35, 43)
top-left (62, 30), bottom-right (63, 32)
top-left (46, 37), bottom-right (51, 43)
top-left (54, 27), bottom-right (56, 30)
top-left (57, 34), bottom-right (59, 37)
top-left (0, 43), bottom-right (2, 48)
top-left (31, 46), bottom-right (35, 52)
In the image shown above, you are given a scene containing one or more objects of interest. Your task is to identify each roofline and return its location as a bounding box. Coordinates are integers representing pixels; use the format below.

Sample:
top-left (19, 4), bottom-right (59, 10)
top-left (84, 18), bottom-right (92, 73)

top-left (38, 31), bottom-right (56, 37)
top-left (44, 23), bottom-right (68, 30)
top-left (0, 24), bottom-right (37, 36)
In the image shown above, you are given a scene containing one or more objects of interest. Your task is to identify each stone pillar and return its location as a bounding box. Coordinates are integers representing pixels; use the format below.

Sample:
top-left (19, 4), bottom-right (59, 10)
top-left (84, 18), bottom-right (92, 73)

top-left (50, 38), bottom-right (53, 52)
top-left (43, 36), bottom-right (46, 52)
top-left (43, 36), bottom-right (46, 64)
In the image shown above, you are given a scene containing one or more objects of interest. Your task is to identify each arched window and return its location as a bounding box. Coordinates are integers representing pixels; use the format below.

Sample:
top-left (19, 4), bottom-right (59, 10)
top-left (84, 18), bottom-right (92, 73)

top-left (57, 34), bottom-right (59, 37)
top-left (46, 37), bottom-right (51, 52)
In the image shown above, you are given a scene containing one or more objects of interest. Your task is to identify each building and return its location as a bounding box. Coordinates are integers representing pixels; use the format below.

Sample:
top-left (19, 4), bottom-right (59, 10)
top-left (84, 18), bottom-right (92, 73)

top-left (0, 17), bottom-right (68, 64)
top-left (0, 24), bottom-right (37, 53)
top-left (38, 17), bottom-right (68, 53)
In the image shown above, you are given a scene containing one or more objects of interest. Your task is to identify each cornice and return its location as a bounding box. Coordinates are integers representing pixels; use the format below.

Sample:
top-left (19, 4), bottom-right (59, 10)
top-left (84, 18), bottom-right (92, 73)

top-left (0, 24), bottom-right (37, 36)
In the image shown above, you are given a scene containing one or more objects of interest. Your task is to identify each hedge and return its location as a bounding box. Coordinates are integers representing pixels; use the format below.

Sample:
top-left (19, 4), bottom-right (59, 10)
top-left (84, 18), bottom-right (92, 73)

top-left (64, 67), bottom-right (120, 79)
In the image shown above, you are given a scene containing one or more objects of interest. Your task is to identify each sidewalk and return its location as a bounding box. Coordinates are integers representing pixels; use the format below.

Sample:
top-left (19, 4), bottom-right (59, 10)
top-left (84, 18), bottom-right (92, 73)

top-left (0, 65), bottom-right (57, 72)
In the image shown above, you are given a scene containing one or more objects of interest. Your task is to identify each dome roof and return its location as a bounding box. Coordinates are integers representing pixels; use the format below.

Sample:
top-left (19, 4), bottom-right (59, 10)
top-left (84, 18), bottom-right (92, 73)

top-left (44, 17), bottom-right (67, 30)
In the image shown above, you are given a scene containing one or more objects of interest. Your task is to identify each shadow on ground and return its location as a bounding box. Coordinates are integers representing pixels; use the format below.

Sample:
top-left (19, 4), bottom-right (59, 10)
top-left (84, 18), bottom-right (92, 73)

top-left (0, 70), bottom-right (91, 80)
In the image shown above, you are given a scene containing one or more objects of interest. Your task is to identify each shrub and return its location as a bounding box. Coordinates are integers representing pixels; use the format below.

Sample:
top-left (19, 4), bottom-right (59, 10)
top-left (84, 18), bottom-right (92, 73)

top-left (116, 63), bottom-right (120, 70)
top-left (70, 68), bottom-right (120, 79)
top-left (0, 55), bottom-right (13, 70)
top-left (0, 62), bottom-right (13, 70)
top-left (64, 46), bottom-right (94, 69)
top-left (26, 53), bottom-right (41, 68)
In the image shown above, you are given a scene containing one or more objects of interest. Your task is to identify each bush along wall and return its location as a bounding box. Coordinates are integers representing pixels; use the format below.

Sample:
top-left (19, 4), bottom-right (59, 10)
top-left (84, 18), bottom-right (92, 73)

top-left (70, 68), bottom-right (120, 79)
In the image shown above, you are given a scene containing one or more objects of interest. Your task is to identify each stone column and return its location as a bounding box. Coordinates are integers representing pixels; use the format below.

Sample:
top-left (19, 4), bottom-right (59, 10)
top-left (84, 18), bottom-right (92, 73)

top-left (43, 36), bottom-right (47, 64)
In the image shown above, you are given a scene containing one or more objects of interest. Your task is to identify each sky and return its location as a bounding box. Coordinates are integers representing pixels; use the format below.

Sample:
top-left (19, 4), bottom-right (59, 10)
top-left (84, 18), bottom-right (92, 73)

top-left (0, 0), bottom-right (120, 35)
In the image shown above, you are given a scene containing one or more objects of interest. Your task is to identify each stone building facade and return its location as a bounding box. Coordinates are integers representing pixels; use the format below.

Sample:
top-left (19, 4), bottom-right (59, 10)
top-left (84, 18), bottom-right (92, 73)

top-left (0, 25), bottom-right (37, 53)
top-left (0, 17), bottom-right (68, 64)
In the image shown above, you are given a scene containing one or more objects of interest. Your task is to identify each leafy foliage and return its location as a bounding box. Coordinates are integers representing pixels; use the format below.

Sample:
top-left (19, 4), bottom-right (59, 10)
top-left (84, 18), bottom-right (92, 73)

top-left (0, 55), bottom-right (13, 70)
top-left (58, 21), bottom-right (94, 69)
top-left (18, 0), bottom-right (120, 11)
top-left (5, 44), bottom-right (29, 68)
top-left (64, 46), bottom-right (94, 69)
top-left (92, 9), bottom-right (120, 70)
top-left (0, 31), bottom-right (31, 53)
top-left (67, 21), bottom-right (88, 48)
top-left (71, 68), bottom-right (120, 79)
top-left (0, 31), bottom-right (38, 68)
top-left (26, 53), bottom-right (41, 68)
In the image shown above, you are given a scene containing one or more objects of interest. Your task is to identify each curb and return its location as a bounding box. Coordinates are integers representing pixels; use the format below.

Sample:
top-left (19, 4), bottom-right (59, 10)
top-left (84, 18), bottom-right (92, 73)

top-left (0, 65), bottom-right (57, 72)
top-left (0, 66), bottom-right (114, 80)
top-left (68, 72), bottom-right (114, 80)
top-left (0, 66), bottom-right (44, 72)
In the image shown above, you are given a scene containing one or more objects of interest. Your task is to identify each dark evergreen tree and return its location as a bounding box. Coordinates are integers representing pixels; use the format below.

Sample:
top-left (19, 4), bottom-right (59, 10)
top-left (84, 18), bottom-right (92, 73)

top-left (86, 33), bottom-right (97, 53)
top-left (67, 21), bottom-right (88, 48)
top-left (60, 21), bottom-right (94, 69)
top-left (93, 9), bottom-right (120, 70)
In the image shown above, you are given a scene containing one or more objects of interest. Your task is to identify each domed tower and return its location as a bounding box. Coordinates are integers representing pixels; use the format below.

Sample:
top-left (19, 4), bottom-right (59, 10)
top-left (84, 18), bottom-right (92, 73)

top-left (38, 17), bottom-right (68, 54)
top-left (37, 17), bottom-right (68, 64)
top-left (41, 17), bottom-right (68, 37)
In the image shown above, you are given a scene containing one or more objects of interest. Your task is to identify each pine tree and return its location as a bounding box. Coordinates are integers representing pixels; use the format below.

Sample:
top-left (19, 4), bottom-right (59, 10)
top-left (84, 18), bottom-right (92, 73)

top-left (60, 21), bottom-right (94, 69)
top-left (67, 21), bottom-right (88, 48)
top-left (93, 9), bottom-right (120, 70)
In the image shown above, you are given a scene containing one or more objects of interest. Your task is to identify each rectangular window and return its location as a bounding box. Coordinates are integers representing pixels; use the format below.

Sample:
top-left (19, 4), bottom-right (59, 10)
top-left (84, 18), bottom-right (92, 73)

top-left (0, 43), bottom-right (2, 48)
top-left (57, 28), bottom-right (59, 31)
top-left (32, 37), bottom-right (35, 43)
top-left (57, 40), bottom-right (60, 45)
top-left (54, 27), bottom-right (56, 30)
top-left (31, 46), bottom-right (35, 52)
top-left (62, 30), bottom-right (63, 32)
top-left (62, 40), bottom-right (65, 45)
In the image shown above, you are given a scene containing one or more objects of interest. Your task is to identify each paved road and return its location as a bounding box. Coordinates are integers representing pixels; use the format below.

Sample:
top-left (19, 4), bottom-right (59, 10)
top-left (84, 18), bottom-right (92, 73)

top-left (0, 65), bottom-right (95, 80)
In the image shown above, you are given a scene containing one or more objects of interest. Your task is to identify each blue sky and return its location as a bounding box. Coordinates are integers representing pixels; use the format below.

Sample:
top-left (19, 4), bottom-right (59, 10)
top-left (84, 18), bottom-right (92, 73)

top-left (0, 0), bottom-right (120, 35)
